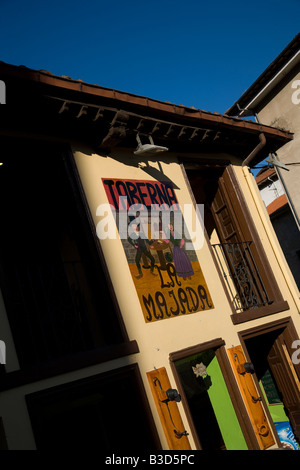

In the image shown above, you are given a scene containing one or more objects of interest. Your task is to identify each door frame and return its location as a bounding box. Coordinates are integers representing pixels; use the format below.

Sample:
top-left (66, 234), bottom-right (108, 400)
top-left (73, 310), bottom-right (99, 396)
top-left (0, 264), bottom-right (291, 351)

top-left (238, 316), bottom-right (300, 448)
top-left (169, 338), bottom-right (258, 450)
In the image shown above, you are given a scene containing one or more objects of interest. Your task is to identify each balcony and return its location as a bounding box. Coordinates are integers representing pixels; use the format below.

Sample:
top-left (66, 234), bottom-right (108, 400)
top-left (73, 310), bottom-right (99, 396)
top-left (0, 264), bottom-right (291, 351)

top-left (212, 241), bottom-right (273, 313)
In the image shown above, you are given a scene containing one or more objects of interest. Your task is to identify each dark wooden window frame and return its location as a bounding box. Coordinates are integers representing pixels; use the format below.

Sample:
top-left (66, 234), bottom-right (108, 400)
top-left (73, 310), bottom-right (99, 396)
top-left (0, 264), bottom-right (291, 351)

top-left (0, 141), bottom-right (139, 390)
top-left (66, 145), bottom-right (131, 341)
top-left (25, 363), bottom-right (162, 451)
top-left (169, 338), bottom-right (258, 450)
top-left (180, 160), bottom-right (236, 318)
top-left (180, 161), bottom-right (289, 324)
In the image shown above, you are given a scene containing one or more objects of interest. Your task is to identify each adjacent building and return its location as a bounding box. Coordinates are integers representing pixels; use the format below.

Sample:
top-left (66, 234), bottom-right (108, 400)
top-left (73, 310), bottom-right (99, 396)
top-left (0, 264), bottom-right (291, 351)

top-left (256, 167), bottom-right (300, 291)
top-left (0, 60), bottom-right (300, 451)
top-left (226, 33), bottom-right (300, 232)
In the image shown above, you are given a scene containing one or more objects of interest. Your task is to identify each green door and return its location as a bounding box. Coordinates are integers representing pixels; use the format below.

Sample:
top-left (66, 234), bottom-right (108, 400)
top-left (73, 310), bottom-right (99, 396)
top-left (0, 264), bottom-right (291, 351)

top-left (174, 348), bottom-right (247, 450)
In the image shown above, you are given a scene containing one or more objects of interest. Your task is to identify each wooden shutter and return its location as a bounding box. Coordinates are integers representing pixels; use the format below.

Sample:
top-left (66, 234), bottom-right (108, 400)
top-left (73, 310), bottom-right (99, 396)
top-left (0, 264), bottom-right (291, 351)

top-left (211, 173), bottom-right (242, 245)
top-left (228, 346), bottom-right (275, 450)
top-left (267, 333), bottom-right (300, 441)
top-left (210, 166), bottom-right (283, 308)
top-left (147, 367), bottom-right (191, 450)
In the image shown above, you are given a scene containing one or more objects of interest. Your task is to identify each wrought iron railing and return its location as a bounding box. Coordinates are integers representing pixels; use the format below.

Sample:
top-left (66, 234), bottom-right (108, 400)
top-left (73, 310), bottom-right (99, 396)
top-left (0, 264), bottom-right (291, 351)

top-left (212, 241), bottom-right (272, 312)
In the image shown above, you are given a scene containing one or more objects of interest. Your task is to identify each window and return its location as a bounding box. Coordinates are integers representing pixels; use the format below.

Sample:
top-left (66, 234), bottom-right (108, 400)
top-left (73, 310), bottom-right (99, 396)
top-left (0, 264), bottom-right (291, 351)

top-left (25, 364), bottom-right (161, 450)
top-left (184, 163), bottom-right (289, 324)
top-left (0, 138), bottom-right (133, 373)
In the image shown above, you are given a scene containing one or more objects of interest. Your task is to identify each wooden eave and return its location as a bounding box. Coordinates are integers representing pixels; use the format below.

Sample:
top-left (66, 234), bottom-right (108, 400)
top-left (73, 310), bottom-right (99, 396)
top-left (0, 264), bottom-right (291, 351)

top-left (0, 61), bottom-right (293, 164)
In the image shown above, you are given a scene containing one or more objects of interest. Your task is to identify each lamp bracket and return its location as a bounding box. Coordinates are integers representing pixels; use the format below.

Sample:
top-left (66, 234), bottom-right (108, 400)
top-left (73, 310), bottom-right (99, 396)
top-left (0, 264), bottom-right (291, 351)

top-left (152, 377), bottom-right (189, 439)
top-left (134, 133), bottom-right (169, 156)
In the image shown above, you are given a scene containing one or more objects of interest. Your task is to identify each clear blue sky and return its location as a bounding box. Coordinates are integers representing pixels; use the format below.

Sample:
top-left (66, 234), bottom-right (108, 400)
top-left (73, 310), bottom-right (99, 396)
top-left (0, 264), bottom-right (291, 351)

top-left (0, 0), bottom-right (299, 114)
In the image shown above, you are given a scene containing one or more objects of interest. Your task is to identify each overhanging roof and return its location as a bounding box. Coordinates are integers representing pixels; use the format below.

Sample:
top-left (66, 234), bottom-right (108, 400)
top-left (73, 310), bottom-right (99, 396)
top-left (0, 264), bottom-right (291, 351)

top-left (0, 61), bottom-right (293, 165)
top-left (226, 33), bottom-right (300, 117)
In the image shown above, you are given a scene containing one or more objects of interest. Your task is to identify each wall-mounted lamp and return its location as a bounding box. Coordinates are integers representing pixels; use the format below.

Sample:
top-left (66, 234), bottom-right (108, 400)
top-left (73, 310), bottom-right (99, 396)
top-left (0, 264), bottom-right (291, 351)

top-left (237, 361), bottom-right (255, 375)
top-left (134, 134), bottom-right (169, 156)
top-left (153, 377), bottom-right (188, 439)
top-left (234, 357), bottom-right (262, 403)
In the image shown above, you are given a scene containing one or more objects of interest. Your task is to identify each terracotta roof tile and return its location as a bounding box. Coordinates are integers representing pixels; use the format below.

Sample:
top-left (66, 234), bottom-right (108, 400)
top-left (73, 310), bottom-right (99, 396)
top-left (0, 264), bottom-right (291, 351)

top-left (267, 194), bottom-right (288, 215)
top-left (256, 167), bottom-right (277, 185)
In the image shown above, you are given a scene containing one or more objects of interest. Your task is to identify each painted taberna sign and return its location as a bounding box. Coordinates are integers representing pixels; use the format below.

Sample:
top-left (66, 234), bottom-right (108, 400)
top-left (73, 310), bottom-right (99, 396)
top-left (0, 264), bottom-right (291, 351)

top-left (102, 178), bottom-right (214, 323)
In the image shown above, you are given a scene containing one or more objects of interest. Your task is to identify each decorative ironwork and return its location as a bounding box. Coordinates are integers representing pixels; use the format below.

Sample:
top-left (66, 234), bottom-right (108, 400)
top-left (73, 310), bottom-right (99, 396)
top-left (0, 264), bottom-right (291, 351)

top-left (212, 241), bottom-right (272, 312)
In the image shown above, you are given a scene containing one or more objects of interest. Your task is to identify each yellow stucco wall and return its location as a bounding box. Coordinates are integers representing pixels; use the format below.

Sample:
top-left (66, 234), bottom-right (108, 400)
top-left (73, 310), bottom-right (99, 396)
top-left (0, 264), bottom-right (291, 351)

top-left (72, 147), bottom-right (237, 448)
top-left (71, 146), bottom-right (300, 449)
top-left (0, 144), bottom-right (299, 450)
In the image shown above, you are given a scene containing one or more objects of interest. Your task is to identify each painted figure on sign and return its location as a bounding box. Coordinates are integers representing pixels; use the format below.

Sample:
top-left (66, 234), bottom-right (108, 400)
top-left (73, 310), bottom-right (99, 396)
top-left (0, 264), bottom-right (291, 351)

top-left (128, 224), bottom-right (157, 279)
top-left (163, 224), bottom-right (194, 280)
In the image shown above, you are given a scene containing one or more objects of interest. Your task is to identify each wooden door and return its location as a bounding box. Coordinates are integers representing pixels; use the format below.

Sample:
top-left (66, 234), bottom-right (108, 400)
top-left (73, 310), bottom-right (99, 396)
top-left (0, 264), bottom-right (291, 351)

top-left (227, 345), bottom-right (275, 450)
top-left (267, 332), bottom-right (300, 441)
top-left (210, 172), bottom-right (242, 246)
